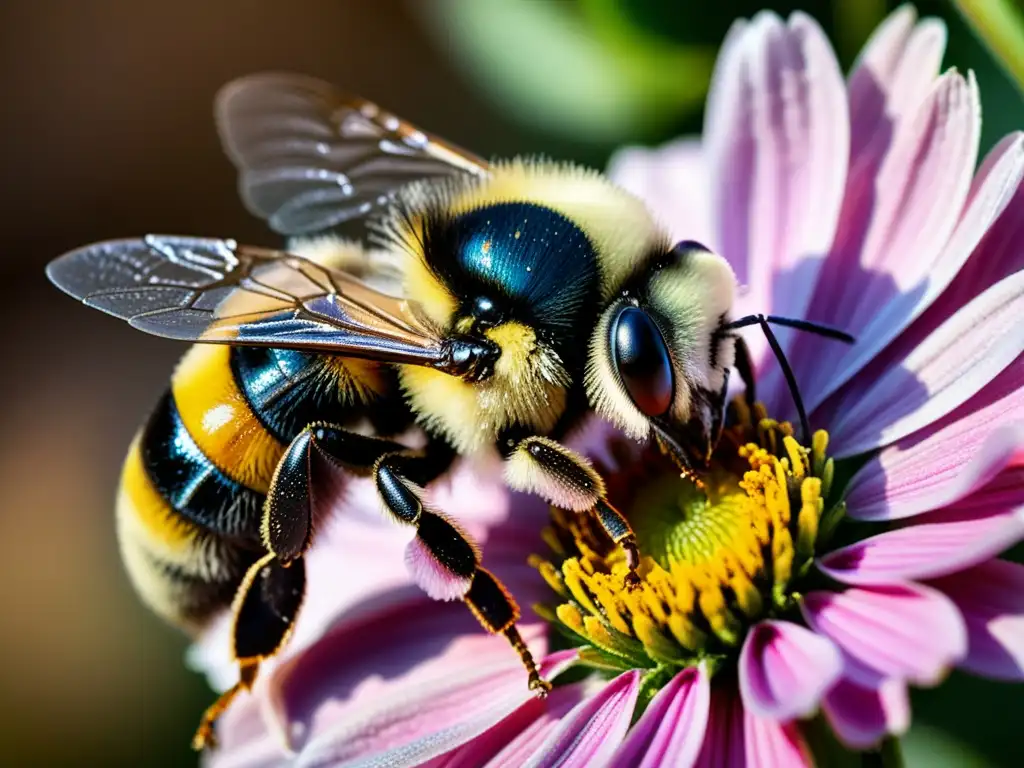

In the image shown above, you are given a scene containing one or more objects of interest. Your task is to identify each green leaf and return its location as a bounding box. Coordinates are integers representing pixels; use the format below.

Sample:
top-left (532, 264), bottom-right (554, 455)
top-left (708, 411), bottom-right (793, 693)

top-left (902, 724), bottom-right (993, 767)
top-left (832, 0), bottom-right (888, 65)
top-left (415, 0), bottom-right (714, 143)
top-left (952, 0), bottom-right (1024, 94)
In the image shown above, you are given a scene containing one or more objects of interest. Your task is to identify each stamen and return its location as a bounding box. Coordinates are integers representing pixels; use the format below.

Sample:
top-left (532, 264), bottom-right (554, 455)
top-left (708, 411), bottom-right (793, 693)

top-left (533, 400), bottom-right (837, 684)
top-left (796, 478), bottom-right (823, 561)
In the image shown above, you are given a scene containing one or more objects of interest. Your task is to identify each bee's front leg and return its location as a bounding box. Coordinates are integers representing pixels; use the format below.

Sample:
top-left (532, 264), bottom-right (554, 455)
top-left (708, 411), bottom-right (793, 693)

top-left (501, 432), bottom-right (642, 590)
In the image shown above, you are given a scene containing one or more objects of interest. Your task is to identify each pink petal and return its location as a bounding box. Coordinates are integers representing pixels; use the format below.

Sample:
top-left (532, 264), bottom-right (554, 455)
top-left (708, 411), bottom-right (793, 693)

top-left (738, 620), bottom-right (842, 720)
top-left (704, 10), bottom-right (848, 320)
top-left (743, 710), bottom-right (813, 767)
top-left (780, 69), bottom-right (980, 416)
top-left (479, 686), bottom-right (585, 768)
top-left (801, 583), bottom-right (966, 686)
top-left (928, 559), bottom-right (1024, 680)
top-left (694, 684), bottom-right (812, 768)
top-left (846, 4), bottom-right (917, 139)
top-left (272, 597), bottom-right (547, 751)
top-left (428, 684), bottom-right (587, 768)
top-left (827, 269), bottom-right (1024, 457)
top-left (524, 670), bottom-right (640, 768)
top-left (291, 649), bottom-right (575, 768)
top-left (917, 133), bottom-right (1024, 319)
top-left (828, 134), bottom-right (1024, 432)
top-left (205, 692), bottom-right (288, 768)
top-left (820, 471), bottom-right (1024, 582)
top-left (847, 68), bottom-right (978, 322)
top-left (704, 17), bottom-right (752, 289)
top-left (845, 381), bottom-right (1024, 521)
top-left (610, 666), bottom-right (710, 768)
top-left (607, 138), bottom-right (713, 249)
top-left (879, 16), bottom-right (948, 117)
top-left (808, 132), bottom-right (1024, 414)
top-left (809, 133), bottom-right (1024, 451)
top-left (694, 685), bottom-right (746, 768)
top-left (848, 8), bottom-right (947, 155)
top-left (822, 677), bottom-right (910, 750)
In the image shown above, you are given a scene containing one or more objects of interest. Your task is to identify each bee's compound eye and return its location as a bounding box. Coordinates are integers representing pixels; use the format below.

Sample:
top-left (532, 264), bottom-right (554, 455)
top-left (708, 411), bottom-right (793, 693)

top-left (610, 307), bottom-right (674, 417)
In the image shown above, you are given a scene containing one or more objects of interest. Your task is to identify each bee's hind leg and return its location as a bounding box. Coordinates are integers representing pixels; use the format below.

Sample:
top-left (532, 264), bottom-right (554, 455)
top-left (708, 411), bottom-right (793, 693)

top-left (193, 422), bottom-right (404, 751)
top-left (192, 554), bottom-right (305, 751)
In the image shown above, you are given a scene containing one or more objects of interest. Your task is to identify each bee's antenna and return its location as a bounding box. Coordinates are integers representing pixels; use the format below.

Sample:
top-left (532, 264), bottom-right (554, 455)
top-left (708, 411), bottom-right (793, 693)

top-left (727, 314), bottom-right (855, 344)
top-left (725, 314), bottom-right (856, 443)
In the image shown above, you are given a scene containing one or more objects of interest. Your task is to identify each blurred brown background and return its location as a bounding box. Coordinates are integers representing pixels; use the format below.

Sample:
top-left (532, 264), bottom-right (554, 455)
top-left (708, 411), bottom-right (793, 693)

top-left (2, 1), bottom-right (1021, 766)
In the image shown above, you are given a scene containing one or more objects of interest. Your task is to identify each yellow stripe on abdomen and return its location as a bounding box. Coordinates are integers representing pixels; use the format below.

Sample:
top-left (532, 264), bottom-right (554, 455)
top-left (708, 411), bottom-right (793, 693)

top-left (171, 343), bottom-right (285, 494)
top-left (118, 434), bottom-right (200, 559)
top-left (117, 434), bottom-right (223, 630)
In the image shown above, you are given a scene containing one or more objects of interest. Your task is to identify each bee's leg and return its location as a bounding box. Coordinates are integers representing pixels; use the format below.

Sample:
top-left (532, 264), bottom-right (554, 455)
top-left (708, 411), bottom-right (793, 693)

top-left (193, 424), bottom-right (410, 751)
top-left (373, 451), bottom-right (551, 696)
top-left (502, 433), bottom-right (642, 590)
top-left (192, 552), bottom-right (305, 750)
top-left (733, 334), bottom-right (757, 406)
top-left (209, 422), bottom-right (546, 705)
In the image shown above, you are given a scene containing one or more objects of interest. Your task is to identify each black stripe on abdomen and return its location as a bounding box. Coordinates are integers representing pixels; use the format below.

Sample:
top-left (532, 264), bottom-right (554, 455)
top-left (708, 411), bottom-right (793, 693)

top-left (140, 390), bottom-right (265, 542)
top-left (145, 541), bottom-right (258, 626)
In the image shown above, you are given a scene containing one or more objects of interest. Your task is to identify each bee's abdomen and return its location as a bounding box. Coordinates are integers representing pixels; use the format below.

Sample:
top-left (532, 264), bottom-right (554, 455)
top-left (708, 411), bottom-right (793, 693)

top-left (170, 343), bottom-right (287, 496)
top-left (117, 342), bottom-right (286, 630)
top-left (118, 341), bottom-right (401, 630)
top-left (140, 389), bottom-right (267, 538)
top-left (117, 432), bottom-right (259, 630)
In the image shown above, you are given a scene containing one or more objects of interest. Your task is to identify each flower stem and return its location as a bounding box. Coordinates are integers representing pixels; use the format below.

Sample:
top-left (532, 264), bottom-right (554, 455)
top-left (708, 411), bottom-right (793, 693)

top-left (952, 0), bottom-right (1024, 93)
top-left (862, 737), bottom-right (905, 768)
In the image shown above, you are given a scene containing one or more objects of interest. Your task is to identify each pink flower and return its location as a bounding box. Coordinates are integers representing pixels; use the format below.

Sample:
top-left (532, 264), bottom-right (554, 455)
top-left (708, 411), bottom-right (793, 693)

top-left (194, 5), bottom-right (1024, 766)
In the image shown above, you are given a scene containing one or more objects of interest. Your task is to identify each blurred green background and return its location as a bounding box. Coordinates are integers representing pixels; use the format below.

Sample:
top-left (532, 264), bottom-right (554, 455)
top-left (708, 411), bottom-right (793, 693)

top-left (0, 1), bottom-right (1020, 765)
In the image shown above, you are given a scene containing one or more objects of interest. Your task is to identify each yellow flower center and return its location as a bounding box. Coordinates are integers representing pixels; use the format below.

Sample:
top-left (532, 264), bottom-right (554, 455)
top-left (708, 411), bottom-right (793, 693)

top-left (533, 402), bottom-right (839, 676)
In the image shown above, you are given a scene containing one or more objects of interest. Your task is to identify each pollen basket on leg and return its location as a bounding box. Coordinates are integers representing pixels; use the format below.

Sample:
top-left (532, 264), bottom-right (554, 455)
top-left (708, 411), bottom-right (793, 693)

top-left (404, 509), bottom-right (480, 601)
top-left (505, 437), bottom-right (604, 512)
top-left (533, 403), bottom-right (837, 676)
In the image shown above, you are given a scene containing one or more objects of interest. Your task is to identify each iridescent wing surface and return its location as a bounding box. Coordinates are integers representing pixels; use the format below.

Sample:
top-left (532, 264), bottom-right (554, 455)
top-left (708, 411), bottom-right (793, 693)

top-left (215, 72), bottom-right (489, 236)
top-left (46, 235), bottom-right (448, 366)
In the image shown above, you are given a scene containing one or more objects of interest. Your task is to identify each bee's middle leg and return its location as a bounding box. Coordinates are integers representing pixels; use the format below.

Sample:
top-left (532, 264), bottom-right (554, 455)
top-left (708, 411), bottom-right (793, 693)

top-left (373, 451), bottom-right (551, 696)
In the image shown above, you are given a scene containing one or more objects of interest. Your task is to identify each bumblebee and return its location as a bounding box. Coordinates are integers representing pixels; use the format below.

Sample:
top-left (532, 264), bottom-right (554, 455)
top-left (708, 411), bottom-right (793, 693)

top-left (46, 74), bottom-right (851, 750)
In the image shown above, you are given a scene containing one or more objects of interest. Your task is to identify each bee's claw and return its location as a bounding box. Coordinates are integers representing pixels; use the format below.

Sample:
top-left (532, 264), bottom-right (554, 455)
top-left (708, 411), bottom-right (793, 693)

top-left (191, 723), bottom-right (218, 752)
top-left (529, 674), bottom-right (553, 698)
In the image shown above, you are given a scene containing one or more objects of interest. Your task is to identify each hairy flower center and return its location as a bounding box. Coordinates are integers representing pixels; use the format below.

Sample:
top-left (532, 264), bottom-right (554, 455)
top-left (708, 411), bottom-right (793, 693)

top-left (533, 403), bottom-right (839, 678)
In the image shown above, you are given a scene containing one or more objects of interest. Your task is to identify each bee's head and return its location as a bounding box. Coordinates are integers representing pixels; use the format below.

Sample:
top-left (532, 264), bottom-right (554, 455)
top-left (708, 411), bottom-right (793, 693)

top-left (585, 241), bottom-right (738, 468)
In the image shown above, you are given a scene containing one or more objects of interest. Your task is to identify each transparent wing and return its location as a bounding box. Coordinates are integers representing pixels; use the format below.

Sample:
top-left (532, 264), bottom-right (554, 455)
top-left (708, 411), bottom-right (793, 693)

top-left (215, 72), bottom-right (489, 236)
top-left (46, 235), bottom-right (449, 366)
